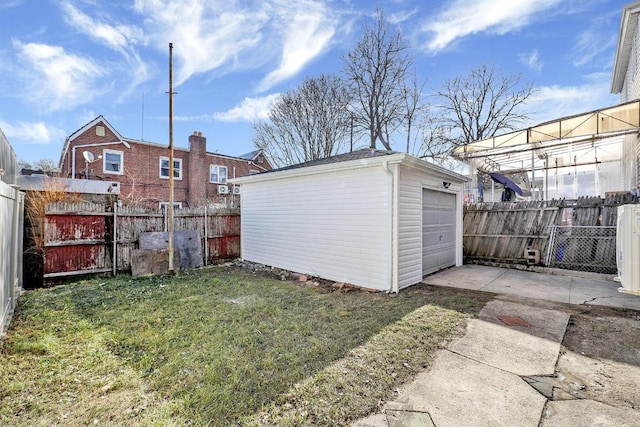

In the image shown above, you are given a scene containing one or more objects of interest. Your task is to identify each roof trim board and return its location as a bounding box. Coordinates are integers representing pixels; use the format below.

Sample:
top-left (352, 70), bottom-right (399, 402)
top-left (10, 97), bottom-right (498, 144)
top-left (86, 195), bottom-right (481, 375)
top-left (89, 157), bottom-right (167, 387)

top-left (231, 151), bottom-right (468, 185)
top-left (611, 1), bottom-right (640, 94)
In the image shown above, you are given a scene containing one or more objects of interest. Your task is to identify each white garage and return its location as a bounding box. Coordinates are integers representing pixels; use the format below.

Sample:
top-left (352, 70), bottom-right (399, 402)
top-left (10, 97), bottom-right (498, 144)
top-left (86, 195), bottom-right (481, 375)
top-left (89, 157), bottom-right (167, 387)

top-left (232, 149), bottom-right (467, 292)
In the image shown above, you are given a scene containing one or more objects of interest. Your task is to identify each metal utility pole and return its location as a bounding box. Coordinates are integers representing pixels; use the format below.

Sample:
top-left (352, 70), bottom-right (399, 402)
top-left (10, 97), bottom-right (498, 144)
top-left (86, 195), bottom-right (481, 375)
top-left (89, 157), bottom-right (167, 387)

top-left (168, 42), bottom-right (176, 274)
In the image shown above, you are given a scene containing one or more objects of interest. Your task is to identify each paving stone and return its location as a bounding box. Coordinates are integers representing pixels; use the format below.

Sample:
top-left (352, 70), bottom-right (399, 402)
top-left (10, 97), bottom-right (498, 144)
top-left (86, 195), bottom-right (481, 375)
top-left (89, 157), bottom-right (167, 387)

top-left (448, 318), bottom-right (562, 376)
top-left (386, 409), bottom-right (435, 427)
top-left (351, 413), bottom-right (388, 427)
top-left (386, 350), bottom-right (546, 427)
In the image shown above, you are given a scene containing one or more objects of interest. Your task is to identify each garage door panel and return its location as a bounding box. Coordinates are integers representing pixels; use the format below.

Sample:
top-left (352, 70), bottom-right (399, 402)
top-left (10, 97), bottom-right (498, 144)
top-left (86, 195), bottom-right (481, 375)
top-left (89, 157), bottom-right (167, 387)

top-left (423, 230), bottom-right (441, 246)
top-left (422, 189), bottom-right (457, 276)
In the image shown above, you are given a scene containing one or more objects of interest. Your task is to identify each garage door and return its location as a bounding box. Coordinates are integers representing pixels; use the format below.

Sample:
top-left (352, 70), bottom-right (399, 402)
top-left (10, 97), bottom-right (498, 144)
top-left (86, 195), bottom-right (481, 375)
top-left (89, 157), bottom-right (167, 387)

top-left (422, 189), bottom-right (456, 276)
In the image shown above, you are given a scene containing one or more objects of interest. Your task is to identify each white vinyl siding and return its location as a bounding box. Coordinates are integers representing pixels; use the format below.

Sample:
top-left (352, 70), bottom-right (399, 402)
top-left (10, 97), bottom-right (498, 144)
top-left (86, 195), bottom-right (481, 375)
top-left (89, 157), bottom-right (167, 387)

top-left (241, 167), bottom-right (390, 290)
top-left (622, 16), bottom-right (640, 102)
top-left (396, 167), bottom-right (424, 289)
top-left (237, 153), bottom-right (466, 292)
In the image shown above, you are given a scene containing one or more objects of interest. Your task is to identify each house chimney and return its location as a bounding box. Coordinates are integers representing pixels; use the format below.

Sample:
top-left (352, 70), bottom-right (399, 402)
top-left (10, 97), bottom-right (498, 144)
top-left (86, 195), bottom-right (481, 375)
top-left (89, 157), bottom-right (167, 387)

top-left (188, 131), bottom-right (207, 206)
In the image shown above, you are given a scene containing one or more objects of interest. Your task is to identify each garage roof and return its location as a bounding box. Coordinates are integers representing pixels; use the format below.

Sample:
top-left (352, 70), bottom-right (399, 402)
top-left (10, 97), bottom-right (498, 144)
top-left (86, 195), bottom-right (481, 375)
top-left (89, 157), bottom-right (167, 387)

top-left (232, 149), bottom-right (468, 184)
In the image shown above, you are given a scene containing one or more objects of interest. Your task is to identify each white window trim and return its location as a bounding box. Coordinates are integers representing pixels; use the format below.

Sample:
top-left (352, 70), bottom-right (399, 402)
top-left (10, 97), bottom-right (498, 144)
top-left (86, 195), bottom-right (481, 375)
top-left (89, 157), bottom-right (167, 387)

top-left (210, 164), bottom-right (228, 184)
top-left (159, 156), bottom-right (183, 180)
top-left (103, 149), bottom-right (123, 175)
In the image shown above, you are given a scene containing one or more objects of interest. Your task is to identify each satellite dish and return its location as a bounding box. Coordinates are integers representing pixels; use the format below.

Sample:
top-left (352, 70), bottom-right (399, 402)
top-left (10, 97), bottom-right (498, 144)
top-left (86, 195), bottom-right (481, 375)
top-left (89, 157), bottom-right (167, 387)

top-left (82, 151), bottom-right (95, 162)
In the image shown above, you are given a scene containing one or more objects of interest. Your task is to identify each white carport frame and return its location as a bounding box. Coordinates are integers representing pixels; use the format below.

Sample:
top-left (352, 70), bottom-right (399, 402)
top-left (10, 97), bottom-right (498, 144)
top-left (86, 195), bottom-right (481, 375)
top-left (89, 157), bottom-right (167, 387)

top-left (232, 152), bottom-right (467, 292)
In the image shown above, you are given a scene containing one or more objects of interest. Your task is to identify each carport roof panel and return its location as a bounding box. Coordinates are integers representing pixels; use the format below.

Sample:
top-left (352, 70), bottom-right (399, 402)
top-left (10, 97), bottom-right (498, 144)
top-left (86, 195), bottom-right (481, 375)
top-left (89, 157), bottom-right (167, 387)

top-left (453, 100), bottom-right (640, 157)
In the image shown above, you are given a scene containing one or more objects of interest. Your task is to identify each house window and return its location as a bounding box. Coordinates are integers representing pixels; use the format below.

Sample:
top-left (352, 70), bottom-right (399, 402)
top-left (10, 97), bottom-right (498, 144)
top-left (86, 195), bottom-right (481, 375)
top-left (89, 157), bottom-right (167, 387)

top-left (257, 154), bottom-right (264, 164)
top-left (103, 149), bottom-right (123, 174)
top-left (159, 202), bottom-right (182, 212)
top-left (210, 165), bottom-right (227, 183)
top-left (160, 157), bottom-right (182, 180)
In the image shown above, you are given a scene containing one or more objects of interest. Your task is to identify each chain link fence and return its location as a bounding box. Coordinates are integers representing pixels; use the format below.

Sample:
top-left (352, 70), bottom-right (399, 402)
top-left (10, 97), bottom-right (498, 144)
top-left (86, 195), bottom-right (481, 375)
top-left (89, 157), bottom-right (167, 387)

top-left (545, 225), bottom-right (617, 274)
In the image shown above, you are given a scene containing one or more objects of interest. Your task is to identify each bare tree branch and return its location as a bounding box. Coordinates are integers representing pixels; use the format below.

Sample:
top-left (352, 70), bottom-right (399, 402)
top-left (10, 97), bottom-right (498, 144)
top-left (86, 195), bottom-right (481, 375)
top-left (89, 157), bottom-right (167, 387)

top-left (434, 64), bottom-right (535, 151)
top-left (342, 9), bottom-right (412, 151)
top-left (252, 74), bottom-right (352, 168)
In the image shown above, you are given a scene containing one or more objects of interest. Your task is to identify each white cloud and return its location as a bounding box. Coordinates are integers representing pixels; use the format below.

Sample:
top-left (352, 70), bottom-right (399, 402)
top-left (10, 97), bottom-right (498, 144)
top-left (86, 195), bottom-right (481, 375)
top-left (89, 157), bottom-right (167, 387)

top-left (388, 8), bottom-right (418, 25)
top-left (527, 76), bottom-right (619, 124)
top-left (134, 0), bottom-right (267, 86)
top-left (0, 120), bottom-right (65, 144)
top-left (213, 94), bottom-right (281, 122)
top-left (12, 39), bottom-right (108, 111)
top-left (258, 1), bottom-right (336, 92)
top-left (134, 0), bottom-right (335, 90)
top-left (60, 1), bottom-right (143, 51)
top-left (60, 1), bottom-right (150, 98)
top-left (519, 50), bottom-right (542, 72)
top-left (423, 0), bottom-right (561, 53)
top-left (572, 26), bottom-right (616, 68)
top-left (0, 0), bottom-right (22, 11)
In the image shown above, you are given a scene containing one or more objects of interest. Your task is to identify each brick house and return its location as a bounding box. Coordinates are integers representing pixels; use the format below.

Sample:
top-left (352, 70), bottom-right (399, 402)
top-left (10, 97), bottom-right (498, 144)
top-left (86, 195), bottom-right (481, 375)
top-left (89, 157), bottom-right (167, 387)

top-left (58, 116), bottom-right (272, 208)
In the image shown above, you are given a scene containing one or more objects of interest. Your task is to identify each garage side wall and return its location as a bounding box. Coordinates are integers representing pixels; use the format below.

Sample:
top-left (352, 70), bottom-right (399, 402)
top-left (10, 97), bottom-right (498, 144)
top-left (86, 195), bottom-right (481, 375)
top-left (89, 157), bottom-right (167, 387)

top-left (397, 165), bottom-right (464, 290)
top-left (240, 166), bottom-right (391, 290)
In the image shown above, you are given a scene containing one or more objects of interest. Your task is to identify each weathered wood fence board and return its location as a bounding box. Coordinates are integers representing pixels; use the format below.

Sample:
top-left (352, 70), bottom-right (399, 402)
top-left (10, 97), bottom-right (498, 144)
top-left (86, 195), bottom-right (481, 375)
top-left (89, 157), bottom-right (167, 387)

top-left (42, 203), bottom-right (240, 280)
top-left (464, 200), bottom-right (561, 262)
top-left (463, 197), bottom-right (636, 271)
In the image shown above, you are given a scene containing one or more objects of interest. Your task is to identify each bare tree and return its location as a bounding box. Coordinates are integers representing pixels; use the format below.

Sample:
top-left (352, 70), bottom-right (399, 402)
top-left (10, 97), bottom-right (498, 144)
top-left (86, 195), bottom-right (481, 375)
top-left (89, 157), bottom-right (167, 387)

top-left (343, 10), bottom-right (412, 151)
top-left (33, 158), bottom-right (59, 173)
top-left (17, 159), bottom-right (32, 172)
top-left (402, 71), bottom-right (427, 154)
top-left (435, 64), bottom-right (534, 149)
top-left (253, 74), bottom-right (352, 168)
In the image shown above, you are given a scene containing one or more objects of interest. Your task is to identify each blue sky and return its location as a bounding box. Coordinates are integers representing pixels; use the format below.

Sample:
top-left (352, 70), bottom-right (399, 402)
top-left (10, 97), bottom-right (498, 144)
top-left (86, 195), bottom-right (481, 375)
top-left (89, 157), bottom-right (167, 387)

top-left (0, 0), bottom-right (626, 165)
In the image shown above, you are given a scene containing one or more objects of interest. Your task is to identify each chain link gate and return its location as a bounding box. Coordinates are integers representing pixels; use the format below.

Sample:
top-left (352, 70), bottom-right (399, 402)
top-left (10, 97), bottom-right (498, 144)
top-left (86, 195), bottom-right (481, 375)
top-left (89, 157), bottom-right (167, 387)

top-left (545, 225), bottom-right (617, 274)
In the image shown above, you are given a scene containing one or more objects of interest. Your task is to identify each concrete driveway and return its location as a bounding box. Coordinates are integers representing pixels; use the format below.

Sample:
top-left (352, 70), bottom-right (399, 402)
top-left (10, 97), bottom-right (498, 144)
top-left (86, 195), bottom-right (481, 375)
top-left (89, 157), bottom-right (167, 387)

top-left (422, 264), bottom-right (640, 311)
top-left (353, 265), bottom-right (640, 427)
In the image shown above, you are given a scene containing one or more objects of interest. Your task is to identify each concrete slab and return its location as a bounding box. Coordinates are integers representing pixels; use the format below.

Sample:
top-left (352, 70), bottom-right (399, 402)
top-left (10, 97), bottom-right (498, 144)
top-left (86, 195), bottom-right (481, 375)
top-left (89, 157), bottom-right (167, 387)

top-left (478, 299), bottom-right (570, 342)
top-left (568, 277), bottom-right (640, 309)
top-left (422, 264), bottom-right (507, 290)
top-left (541, 400), bottom-right (640, 427)
top-left (423, 265), bottom-right (640, 311)
top-left (386, 351), bottom-right (546, 427)
top-left (448, 318), bottom-right (565, 376)
top-left (351, 413), bottom-right (388, 427)
top-left (556, 350), bottom-right (640, 409)
top-left (481, 269), bottom-right (572, 304)
top-left (385, 409), bottom-right (435, 427)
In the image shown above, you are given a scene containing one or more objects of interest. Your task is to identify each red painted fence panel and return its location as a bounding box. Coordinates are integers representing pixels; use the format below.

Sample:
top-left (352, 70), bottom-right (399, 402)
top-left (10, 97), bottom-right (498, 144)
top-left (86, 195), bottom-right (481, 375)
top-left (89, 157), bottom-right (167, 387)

top-left (41, 203), bottom-right (240, 281)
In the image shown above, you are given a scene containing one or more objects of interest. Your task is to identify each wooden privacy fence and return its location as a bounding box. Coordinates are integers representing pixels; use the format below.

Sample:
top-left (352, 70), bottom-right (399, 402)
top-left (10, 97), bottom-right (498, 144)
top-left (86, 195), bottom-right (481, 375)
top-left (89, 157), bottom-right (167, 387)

top-left (42, 203), bottom-right (240, 280)
top-left (463, 194), bottom-right (638, 274)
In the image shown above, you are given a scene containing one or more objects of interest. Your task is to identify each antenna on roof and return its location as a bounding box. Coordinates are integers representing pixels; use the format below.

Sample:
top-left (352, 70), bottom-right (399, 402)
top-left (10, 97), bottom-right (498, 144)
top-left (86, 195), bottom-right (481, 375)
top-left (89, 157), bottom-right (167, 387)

top-left (141, 92), bottom-right (145, 141)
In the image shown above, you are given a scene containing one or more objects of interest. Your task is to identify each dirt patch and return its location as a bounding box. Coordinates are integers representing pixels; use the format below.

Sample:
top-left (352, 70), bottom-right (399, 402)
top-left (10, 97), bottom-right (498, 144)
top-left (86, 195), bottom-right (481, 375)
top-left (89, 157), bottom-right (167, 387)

top-left (563, 310), bottom-right (640, 366)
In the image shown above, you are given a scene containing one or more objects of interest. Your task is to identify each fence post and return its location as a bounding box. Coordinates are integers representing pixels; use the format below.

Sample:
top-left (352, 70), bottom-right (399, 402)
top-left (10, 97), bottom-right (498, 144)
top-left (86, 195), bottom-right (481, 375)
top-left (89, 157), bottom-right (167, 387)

top-left (545, 225), bottom-right (556, 266)
top-left (10, 185), bottom-right (20, 309)
top-left (113, 203), bottom-right (117, 277)
top-left (204, 206), bottom-right (208, 266)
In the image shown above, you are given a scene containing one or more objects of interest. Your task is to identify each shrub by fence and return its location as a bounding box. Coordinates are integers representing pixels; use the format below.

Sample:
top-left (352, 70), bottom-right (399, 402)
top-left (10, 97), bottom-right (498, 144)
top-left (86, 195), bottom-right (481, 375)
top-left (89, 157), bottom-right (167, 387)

top-left (40, 203), bottom-right (240, 282)
top-left (463, 194), bottom-right (638, 274)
